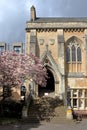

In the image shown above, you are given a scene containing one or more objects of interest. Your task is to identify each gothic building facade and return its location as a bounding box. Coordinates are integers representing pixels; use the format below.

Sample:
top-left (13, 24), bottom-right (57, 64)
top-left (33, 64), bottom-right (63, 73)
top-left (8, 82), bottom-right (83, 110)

top-left (1, 6), bottom-right (87, 113)
top-left (25, 6), bottom-right (87, 112)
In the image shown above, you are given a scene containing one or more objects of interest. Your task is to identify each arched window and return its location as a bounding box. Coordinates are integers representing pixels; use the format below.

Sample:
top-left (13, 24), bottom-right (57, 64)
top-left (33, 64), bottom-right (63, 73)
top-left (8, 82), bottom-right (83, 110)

top-left (66, 38), bottom-right (82, 73)
top-left (66, 47), bottom-right (70, 62)
top-left (77, 47), bottom-right (81, 62)
top-left (72, 45), bottom-right (76, 62)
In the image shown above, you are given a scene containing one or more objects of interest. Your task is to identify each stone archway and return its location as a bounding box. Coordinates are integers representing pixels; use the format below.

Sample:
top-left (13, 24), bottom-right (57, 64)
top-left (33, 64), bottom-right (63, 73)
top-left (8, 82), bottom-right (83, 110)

top-left (37, 49), bottom-right (60, 97)
top-left (38, 68), bottom-right (55, 97)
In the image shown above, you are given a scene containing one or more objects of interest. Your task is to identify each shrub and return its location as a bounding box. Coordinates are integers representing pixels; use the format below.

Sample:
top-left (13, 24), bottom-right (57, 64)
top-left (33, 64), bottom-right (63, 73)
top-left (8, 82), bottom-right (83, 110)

top-left (0, 99), bottom-right (23, 118)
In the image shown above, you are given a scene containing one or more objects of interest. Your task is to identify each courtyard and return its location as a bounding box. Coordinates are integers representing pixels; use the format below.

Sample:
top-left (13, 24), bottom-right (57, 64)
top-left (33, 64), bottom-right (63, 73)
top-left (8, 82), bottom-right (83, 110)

top-left (0, 119), bottom-right (87, 130)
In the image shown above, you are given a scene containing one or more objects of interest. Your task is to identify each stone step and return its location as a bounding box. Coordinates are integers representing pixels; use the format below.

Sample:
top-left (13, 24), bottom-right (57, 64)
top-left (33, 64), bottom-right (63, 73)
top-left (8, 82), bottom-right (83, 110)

top-left (28, 97), bottom-right (67, 123)
top-left (49, 117), bottom-right (73, 124)
top-left (54, 106), bottom-right (66, 116)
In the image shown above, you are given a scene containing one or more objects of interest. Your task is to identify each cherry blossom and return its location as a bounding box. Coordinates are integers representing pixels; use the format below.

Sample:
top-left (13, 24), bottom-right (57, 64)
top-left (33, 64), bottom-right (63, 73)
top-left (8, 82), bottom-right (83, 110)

top-left (0, 51), bottom-right (47, 97)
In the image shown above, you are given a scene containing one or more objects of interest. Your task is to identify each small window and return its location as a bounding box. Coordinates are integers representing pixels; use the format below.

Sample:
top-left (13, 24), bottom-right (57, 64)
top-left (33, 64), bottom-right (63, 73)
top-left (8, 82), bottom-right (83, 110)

top-left (85, 99), bottom-right (87, 107)
top-left (73, 99), bottom-right (77, 108)
top-left (14, 46), bottom-right (21, 53)
top-left (79, 99), bottom-right (84, 108)
top-left (85, 90), bottom-right (87, 97)
top-left (0, 46), bottom-right (4, 52)
top-left (79, 90), bottom-right (83, 97)
top-left (73, 90), bottom-right (77, 97)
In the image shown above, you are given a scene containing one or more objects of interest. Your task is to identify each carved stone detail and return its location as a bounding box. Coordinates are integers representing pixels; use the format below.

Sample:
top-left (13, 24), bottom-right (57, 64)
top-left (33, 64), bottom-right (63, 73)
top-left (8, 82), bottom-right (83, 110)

top-left (39, 39), bottom-right (44, 45)
top-left (49, 39), bottom-right (55, 45)
top-left (64, 28), bottom-right (84, 32)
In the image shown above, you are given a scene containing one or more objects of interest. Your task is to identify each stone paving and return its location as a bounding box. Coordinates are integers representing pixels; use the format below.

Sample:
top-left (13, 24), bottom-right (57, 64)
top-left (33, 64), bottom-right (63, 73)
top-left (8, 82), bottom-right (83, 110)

top-left (0, 119), bottom-right (87, 130)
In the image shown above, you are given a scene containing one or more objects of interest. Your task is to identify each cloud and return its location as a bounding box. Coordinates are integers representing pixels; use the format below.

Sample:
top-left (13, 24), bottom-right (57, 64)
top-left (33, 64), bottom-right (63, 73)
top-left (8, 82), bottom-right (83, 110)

top-left (0, 0), bottom-right (27, 43)
top-left (65, 0), bottom-right (87, 17)
top-left (0, 0), bottom-right (87, 43)
top-left (29, 0), bottom-right (87, 17)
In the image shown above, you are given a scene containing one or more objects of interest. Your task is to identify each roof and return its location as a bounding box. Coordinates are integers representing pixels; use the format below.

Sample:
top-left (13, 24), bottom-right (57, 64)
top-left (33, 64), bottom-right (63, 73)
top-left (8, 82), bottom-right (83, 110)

top-left (26, 17), bottom-right (87, 29)
top-left (27, 17), bottom-right (87, 23)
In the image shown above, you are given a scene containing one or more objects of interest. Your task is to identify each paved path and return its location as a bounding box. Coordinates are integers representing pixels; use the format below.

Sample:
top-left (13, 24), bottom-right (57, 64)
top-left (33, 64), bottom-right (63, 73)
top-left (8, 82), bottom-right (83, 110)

top-left (0, 119), bottom-right (87, 130)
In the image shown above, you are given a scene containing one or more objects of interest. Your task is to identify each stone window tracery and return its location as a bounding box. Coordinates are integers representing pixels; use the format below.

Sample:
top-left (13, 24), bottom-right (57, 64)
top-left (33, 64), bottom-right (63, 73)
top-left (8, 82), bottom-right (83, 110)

top-left (72, 45), bottom-right (76, 62)
top-left (66, 39), bottom-right (82, 72)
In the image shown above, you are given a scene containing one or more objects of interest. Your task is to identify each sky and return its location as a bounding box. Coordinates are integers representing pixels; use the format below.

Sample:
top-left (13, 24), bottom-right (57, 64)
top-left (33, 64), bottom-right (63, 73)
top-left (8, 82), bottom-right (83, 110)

top-left (0, 0), bottom-right (87, 43)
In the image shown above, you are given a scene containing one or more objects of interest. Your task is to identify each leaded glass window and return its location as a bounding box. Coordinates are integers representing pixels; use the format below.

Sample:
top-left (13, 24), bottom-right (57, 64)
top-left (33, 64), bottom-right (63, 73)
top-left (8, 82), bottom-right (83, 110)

top-left (66, 41), bottom-right (82, 63)
top-left (77, 47), bottom-right (81, 62)
top-left (66, 38), bottom-right (82, 72)
top-left (72, 45), bottom-right (76, 62)
top-left (66, 47), bottom-right (70, 62)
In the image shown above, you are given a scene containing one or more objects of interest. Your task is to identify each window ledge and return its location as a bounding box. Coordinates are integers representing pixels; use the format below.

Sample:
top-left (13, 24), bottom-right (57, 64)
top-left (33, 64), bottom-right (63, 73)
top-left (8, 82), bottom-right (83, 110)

top-left (66, 72), bottom-right (84, 78)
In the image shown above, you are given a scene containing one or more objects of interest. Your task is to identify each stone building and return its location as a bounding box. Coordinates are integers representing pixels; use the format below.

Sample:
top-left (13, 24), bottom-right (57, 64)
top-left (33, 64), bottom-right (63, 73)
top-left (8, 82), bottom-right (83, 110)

top-left (0, 42), bottom-right (24, 101)
top-left (1, 6), bottom-right (87, 113)
top-left (0, 42), bottom-right (24, 53)
top-left (25, 6), bottom-right (87, 112)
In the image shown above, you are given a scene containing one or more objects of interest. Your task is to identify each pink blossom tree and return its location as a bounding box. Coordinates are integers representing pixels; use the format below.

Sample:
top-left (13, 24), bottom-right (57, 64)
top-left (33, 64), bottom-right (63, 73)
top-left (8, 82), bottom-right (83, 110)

top-left (0, 51), bottom-right (47, 99)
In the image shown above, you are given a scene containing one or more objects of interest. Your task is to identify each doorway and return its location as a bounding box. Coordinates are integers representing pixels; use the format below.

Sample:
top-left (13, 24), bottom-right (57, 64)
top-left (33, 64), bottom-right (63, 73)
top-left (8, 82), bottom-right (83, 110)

top-left (38, 69), bottom-right (55, 97)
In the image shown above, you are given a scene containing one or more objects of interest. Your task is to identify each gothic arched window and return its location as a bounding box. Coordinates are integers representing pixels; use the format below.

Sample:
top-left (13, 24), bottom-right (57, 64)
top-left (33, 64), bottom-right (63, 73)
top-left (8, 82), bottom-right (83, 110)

top-left (66, 37), bottom-right (82, 72)
top-left (77, 47), bottom-right (81, 62)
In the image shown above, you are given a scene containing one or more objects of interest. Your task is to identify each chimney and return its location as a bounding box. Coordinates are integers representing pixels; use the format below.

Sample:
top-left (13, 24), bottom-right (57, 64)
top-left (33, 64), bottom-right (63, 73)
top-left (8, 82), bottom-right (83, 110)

top-left (30, 6), bottom-right (36, 21)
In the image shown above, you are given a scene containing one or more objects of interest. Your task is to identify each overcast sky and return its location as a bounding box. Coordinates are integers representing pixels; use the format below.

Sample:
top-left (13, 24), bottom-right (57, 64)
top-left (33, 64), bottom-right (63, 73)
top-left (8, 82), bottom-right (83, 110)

top-left (0, 0), bottom-right (87, 43)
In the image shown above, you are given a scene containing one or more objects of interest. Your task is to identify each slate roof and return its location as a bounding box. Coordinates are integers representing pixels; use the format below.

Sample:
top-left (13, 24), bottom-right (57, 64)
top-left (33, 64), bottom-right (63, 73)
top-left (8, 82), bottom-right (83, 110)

top-left (28, 17), bottom-right (87, 23)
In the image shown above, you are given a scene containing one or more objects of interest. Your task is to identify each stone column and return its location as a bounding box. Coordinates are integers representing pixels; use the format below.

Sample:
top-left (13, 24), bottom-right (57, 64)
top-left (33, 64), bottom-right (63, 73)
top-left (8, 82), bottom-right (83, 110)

top-left (30, 30), bottom-right (37, 56)
top-left (61, 76), bottom-right (66, 105)
top-left (84, 29), bottom-right (87, 75)
top-left (25, 32), bottom-right (30, 54)
top-left (55, 81), bottom-right (59, 96)
top-left (35, 84), bottom-right (38, 97)
top-left (57, 29), bottom-right (66, 104)
top-left (57, 29), bottom-right (65, 75)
